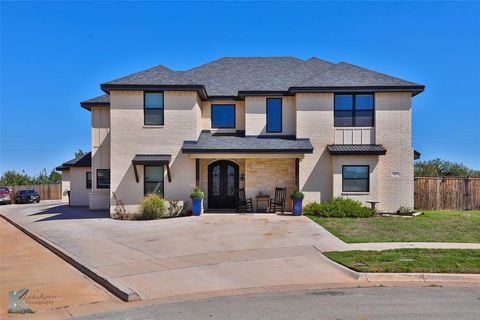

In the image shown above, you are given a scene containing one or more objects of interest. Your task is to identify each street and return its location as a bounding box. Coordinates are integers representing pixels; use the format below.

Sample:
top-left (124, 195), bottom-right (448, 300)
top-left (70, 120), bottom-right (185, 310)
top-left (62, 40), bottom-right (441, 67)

top-left (78, 286), bottom-right (480, 320)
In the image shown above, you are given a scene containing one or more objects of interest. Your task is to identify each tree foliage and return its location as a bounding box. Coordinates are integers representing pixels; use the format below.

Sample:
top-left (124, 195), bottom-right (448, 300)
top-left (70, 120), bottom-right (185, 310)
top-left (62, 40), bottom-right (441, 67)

top-left (415, 159), bottom-right (480, 177)
top-left (74, 149), bottom-right (86, 158)
top-left (0, 169), bottom-right (62, 186)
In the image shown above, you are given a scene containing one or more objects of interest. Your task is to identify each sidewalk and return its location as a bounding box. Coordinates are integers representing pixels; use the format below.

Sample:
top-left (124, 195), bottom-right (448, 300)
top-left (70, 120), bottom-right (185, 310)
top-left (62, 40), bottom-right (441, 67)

top-left (0, 216), bottom-right (119, 319)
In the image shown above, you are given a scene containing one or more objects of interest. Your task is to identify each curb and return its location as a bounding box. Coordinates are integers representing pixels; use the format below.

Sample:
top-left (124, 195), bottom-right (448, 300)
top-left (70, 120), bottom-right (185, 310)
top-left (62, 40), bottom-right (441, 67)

top-left (312, 246), bottom-right (366, 281)
top-left (0, 214), bottom-right (141, 302)
top-left (364, 272), bottom-right (480, 283)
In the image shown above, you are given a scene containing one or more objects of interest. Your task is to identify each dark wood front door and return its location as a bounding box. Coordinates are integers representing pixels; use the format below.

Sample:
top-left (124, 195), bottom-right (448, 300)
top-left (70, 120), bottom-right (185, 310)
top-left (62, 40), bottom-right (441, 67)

top-left (208, 160), bottom-right (239, 209)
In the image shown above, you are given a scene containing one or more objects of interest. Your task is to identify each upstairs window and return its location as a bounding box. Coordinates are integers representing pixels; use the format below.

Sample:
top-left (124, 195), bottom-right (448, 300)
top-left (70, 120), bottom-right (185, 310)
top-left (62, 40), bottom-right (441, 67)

top-left (334, 94), bottom-right (374, 127)
top-left (342, 165), bottom-right (369, 192)
top-left (86, 172), bottom-right (92, 189)
top-left (144, 92), bottom-right (164, 125)
top-left (211, 104), bottom-right (235, 128)
top-left (266, 98), bottom-right (282, 133)
top-left (96, 169), bottom-right (110, 189)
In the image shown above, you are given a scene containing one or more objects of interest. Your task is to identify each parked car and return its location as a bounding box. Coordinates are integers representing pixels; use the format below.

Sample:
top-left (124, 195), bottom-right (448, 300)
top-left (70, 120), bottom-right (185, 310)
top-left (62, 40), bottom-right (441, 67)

top-left (14, 190), bottom-right (40, 204)
top-left (0, 187), bottom-right (12, 205)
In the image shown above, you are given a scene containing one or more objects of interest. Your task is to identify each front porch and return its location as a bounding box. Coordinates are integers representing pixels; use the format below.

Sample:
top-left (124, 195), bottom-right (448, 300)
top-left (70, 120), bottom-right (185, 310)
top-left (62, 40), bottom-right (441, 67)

top-left (182, 131), bottom-right (314, 213)
top-left (197, 157), bottom-right (298, 212)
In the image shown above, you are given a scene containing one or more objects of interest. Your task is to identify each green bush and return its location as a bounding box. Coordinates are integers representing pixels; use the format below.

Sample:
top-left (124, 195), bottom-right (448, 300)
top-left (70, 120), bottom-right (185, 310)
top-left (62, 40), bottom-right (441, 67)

top-left (303, 197), bottom-right (375, 218)
top-left (139, 193), bottom-right (166, 220)
top-left (190, 186), bottom-right (204, 199)
top-left (290, 187), bottom-right (305, 200)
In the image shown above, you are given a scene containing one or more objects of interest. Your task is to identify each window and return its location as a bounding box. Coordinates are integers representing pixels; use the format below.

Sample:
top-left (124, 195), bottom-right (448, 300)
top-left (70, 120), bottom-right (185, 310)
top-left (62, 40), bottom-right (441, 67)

top-left (96, 169), bottom-right (110, 189)
top-left (144, 166), bottom-right (164, 197)
top-left (86, 172), bottom-right (92, 189)
top-left (211, 104), bottom-right (235, 128)
top-left (334, 94), bottom-right (374, 127)
top-left (342, 165), bottom-right (369, 192)
top-left (266, 98), bottom-right (282, 133)
top-left (144, 92), bottom-right (164, 125)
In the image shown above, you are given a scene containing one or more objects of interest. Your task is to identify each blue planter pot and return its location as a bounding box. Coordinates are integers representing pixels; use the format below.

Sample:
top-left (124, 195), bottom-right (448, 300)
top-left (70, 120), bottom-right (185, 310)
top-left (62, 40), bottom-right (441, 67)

top-left (293, 199), bottom-right (303, 216)
top-left (192, 198), bottom-right (203, 216)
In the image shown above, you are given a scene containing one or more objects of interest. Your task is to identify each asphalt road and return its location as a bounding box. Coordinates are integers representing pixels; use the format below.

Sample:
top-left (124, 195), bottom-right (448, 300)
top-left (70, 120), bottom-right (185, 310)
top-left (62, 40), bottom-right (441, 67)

top-left (77, 286), bottom-right (480, 320)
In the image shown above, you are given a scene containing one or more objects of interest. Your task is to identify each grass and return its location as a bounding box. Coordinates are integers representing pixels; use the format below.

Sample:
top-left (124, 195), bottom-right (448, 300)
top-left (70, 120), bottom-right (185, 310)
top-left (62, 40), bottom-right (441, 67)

top-left (307, 210), bottom-right (480, 243)
top-left (325, 249), bottom-right (480, 273)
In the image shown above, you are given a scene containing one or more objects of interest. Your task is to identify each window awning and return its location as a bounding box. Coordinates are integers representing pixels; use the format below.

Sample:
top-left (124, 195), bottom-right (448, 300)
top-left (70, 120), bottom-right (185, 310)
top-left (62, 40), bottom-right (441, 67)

top-left (327, 144), bottom-right (387, 155)
top-left (132, 154), bottom-right (172, 183)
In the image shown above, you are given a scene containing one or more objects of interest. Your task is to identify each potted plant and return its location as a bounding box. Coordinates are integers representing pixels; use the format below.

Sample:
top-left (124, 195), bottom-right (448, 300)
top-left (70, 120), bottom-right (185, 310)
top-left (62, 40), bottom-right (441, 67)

top-left (190, 186), bottom-right (204, 216)
top-left (290, 187), bottom-right (304, 216)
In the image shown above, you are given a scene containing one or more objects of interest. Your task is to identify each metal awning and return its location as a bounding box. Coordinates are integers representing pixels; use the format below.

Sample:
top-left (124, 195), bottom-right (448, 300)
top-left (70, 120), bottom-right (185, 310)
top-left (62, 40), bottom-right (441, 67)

top-left (327, 144), bottom-right (387, 155)
top-left (132, 154), bottom-right (172, 183)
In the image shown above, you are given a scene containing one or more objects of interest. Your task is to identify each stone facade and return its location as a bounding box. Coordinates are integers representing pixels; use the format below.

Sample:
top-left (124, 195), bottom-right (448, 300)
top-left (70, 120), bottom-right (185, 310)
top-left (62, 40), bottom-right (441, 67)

top-left (245, 158), bottom-right (296, 211)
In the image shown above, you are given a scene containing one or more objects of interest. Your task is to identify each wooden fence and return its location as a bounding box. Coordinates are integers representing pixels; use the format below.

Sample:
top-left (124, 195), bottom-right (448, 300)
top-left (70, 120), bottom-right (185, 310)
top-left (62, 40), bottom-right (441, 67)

top-left (414, 177), bottom-right (480, 210)
top-left (6, 184), bottom-right (62, 200)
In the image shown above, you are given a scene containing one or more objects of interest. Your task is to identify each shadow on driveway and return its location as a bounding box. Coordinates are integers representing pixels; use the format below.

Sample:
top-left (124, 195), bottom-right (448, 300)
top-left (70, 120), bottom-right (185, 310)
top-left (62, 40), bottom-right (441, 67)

top-left (28, 205), bottom-right (110, 222)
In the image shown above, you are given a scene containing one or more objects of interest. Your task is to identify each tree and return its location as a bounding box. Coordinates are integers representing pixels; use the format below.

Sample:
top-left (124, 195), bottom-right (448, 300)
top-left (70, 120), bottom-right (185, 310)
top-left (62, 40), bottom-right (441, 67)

top-left (74, 149), bottom-right (86, 158)
top-left (415, 159), bottom-right (480, 177)
top-left (0, 170), bottom-right (31, 185)
top-left (0, 168), bottom-right (63, 186)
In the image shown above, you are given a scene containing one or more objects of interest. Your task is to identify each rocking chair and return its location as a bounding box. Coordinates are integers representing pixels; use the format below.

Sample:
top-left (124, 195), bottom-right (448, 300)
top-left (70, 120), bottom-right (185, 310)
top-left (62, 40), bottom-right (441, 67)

top-left (268, 187), bottom-right (287, 214)
top-left (237, 188), bottom-right (253, 213)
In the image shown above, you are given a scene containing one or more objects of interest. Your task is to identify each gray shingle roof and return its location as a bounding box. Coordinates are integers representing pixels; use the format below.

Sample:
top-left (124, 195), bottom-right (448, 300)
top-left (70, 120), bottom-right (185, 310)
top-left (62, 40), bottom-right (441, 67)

top-left (327, 144), bottom-right (386, 155)
top-left (182, 57), bottom-right (306, 96)
top-left (104, 65), bottom-right (196, 86)
top-left (182, 131), bottom-right (314, 154)
top-left (80, 94), bottom-right (110, 110)
top-left (56, 152), bottom-right (92, 171)
top-left (297, 62), bottom-right (420, 87)
top-left (90, 56), bottom-right (424, 103)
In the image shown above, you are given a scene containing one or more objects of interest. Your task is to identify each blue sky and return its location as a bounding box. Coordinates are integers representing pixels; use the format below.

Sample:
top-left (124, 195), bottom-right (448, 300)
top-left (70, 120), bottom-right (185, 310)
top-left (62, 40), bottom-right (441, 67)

top-left (1, 1), bottom-right (479, 175)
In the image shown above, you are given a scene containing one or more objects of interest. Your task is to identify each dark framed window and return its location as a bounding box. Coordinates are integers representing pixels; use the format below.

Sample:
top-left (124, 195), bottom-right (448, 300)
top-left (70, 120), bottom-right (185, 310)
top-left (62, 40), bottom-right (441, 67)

top-left (342, 165), bottom-right (369, 192)
top-left (334, 94), bottom-right (374, 127)
top-left (266, 98), bottom-right (282, 133)
top-left (144, 166), bottom-right (164, 197)
top-left (86, 172), bottom-right (92, 189)
top-left (144, 92), bottom-right (164, 125)
top-left (96, 169), bottom-right (110, 189)
top-left (211, 104), bottom-right (235, 128)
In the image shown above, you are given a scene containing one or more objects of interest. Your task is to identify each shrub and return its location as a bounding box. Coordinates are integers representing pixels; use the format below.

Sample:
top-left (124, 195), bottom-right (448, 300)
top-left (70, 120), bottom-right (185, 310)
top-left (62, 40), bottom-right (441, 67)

top-left (139, 193), bottom-right (166, 220)
top-left (190, 186), bottom-right (204, 199)
top-left (290, 187), bottom-right (305, 200)
top-left (304, 197), bottom-right (375, 218)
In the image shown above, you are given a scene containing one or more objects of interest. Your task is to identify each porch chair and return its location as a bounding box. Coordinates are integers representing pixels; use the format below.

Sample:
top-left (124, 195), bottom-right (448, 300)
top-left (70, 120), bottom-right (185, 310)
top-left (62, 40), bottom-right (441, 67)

top-left (237, 188), bottom-right (253, 213)
top-left (268, 187), bottom-right (287, 214)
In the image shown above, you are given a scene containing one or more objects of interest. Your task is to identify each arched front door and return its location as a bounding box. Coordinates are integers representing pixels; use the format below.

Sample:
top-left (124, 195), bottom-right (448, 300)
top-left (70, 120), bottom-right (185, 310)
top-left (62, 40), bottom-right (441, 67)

top-left (208, 160), bottom-right (239, 209)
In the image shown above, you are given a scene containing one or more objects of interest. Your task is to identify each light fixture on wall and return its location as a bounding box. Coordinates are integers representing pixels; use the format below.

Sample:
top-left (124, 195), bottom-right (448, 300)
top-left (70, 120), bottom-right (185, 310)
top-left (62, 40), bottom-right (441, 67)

top-left (240, 174), bottom-right (245, 181)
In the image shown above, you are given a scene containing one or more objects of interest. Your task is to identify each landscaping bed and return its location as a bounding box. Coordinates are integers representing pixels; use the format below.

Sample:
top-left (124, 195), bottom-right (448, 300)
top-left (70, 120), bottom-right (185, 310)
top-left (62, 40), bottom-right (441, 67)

top-left (325, 249), bottom-right (480, 273)
top-left (307, 211), bottom-right (480, 243)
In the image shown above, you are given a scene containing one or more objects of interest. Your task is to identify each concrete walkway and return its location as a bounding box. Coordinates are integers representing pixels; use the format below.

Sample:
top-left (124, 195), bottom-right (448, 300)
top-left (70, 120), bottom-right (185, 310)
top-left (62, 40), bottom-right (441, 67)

top-left (0, 201), bottom-right (359, 303)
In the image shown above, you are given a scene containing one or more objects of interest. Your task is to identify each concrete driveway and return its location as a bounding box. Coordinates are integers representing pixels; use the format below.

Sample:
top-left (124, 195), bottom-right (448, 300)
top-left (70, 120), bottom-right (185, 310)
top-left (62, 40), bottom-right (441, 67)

top-left (0, 201), bottom-right (356, 301)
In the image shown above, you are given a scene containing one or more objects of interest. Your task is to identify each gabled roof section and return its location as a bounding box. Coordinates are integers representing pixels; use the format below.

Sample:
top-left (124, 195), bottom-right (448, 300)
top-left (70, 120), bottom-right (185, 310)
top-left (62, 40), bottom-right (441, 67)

top-left (293, 62), bottom-right (424, 95)
top-left (55, 152), bottom-right (92, 171)
top-left (80, 94), bottom-right (110, 110)
top-left (182, 57), bottom-right (305, 96)
top-left (100, 65), bottom-right (208, 98)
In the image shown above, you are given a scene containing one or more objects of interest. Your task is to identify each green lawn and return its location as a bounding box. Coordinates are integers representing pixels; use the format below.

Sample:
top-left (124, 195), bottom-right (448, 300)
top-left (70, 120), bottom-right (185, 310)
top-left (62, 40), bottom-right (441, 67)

top-left (325, 249), bottom-right (480, 273)
top-left (307, 211), bottom-right (480, 243)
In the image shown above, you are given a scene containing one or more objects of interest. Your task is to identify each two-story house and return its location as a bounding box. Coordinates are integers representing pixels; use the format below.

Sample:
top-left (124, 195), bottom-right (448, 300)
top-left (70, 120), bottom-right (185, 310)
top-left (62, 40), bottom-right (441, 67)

top-left (57, 57), bottom-right (424, 216)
